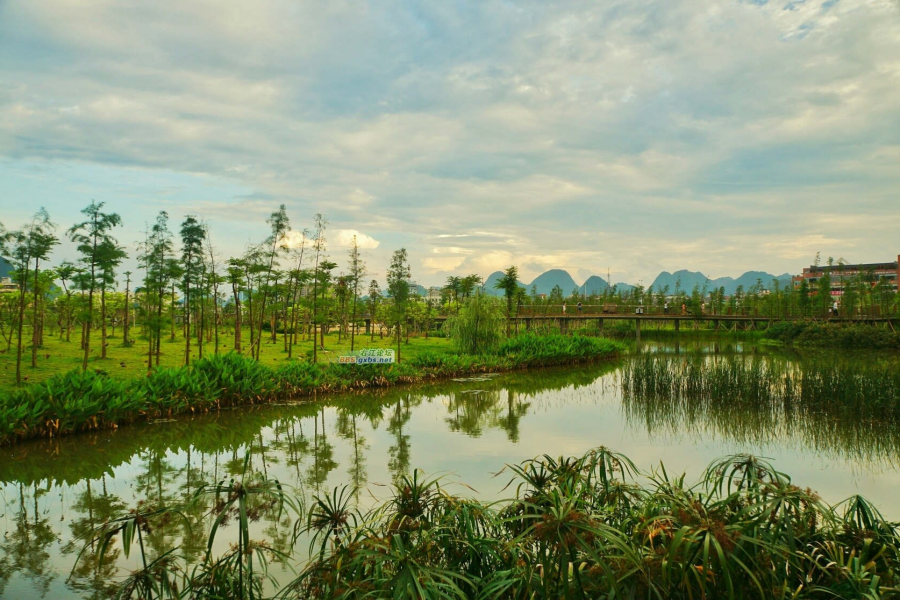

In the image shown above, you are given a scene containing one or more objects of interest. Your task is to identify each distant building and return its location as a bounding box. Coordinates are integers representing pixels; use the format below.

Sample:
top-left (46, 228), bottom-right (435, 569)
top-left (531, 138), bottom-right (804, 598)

top-left (0, 277), bottom-right (18, 294)
top-left (0, 258), bottom-right (13, 279)
top-left (427, 286), bottom-right (443, 302)
top-left (792, 255), bottom-right (899, 296)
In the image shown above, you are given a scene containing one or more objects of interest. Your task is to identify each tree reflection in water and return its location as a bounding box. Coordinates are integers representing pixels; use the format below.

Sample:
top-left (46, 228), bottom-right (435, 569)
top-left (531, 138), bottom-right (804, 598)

top-left (0, 353), bottom-right (899, 598)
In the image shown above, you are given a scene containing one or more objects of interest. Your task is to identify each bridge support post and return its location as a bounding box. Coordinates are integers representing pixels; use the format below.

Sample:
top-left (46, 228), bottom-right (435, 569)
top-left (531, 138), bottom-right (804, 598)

top-left (635, 318), bottom-right (641, 343)
top-left (713, 319), bottom-right (719, 331)
top-left (597, 318), bottom-right (604, 332)
top-left (674, 320), bottom-right (680, 333)
top-left (526, 318), bottom-right (532, 332)
top-left (365, 319), bottom-right (371, 334)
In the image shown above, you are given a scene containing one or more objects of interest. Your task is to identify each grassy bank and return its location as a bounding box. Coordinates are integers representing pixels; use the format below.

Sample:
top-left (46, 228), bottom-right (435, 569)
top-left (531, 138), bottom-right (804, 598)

top-left (87, 448), bottom-right (900, 599)
top-left (0, 334), bottom-right (623, 446)
top-left (0, 326), bottom-right (452, 390)
top-left (764, 321), bottom-right (900, 350)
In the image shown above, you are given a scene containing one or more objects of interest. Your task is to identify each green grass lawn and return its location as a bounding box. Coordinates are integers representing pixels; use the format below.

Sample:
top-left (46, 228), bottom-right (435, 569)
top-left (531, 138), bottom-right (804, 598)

top-left (0, 327), bottom-right (453, 392)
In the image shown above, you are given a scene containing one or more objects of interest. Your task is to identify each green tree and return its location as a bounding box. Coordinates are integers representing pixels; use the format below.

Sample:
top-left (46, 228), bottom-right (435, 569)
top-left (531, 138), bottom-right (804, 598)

top-left (310, 213), bottom-right (327, 363)
top-left (494, 265), bottom-right (520, 335)
top-left (386, 248), bottom-right (411, 361)
top-left (253, 205), bottom-right (290, 360)
top-left (95, 238), bottom-right (127, 359)
top-left (367, 279), bottom-right (381, 341)
top-left (179, 216), bottom-right (205, 366)
top-left (444, 276), bottom-right (462, 313)
top-left (204, 223), bottom-right (223, 356)
top-left (68, 202), bottom-right (122, 371)
top-left (2, 208), bottom-right (59, 384)
top-left (348, 235), bottom-right (367, 352)
top-left (139, 211), bottom-right (173, 368)
top-left (55, 260), bottom-right (79, 342)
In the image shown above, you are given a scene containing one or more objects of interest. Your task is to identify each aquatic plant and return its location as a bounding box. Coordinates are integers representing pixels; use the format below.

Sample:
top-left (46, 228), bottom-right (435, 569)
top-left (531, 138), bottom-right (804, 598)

top-left (80, 448), bottom-right (900, 599)
top-left (621, 353), bottom-right (900, 464)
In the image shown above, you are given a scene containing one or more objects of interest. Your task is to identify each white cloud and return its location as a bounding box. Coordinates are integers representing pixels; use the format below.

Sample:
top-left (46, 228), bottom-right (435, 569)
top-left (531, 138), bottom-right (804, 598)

top-left (333, 229), bottom-right (380, 249)
top-left (1, 0), bottom-right (899, 286)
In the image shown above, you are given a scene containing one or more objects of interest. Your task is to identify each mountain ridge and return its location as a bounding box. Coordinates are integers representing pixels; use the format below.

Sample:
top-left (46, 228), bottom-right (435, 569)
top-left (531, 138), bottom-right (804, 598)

top-left (476, 268), bottom-right (793, 297)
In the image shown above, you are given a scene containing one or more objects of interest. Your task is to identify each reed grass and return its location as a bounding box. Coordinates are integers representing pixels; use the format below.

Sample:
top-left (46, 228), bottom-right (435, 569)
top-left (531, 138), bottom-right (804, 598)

top-left (621, 353), bottom-right (900, 463)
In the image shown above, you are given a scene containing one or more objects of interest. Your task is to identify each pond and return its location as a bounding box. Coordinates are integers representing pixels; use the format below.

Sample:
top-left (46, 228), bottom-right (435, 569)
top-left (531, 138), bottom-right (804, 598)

top-left (2, 339), bottom-right (899, 599)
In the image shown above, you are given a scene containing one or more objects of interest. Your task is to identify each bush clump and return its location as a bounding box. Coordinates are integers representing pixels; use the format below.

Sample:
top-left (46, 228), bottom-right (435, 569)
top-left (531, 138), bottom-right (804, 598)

top-left (90, 448), bottom-right (900, 600)
top-left (765, 321), bottom-right (900, 349)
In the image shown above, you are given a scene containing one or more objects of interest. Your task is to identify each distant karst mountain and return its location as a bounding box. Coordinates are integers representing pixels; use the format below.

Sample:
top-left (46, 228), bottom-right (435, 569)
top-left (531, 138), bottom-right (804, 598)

top-left (478, 267), bottom-right (793, 298)
top-left (529, 269), bottom-right (580, 296)
top-left (650, 269), bottom-right (792, 296)
top-left (580, 276), bottom-right (609, 295)
top-left (483, 271), bottom-right (527, 295)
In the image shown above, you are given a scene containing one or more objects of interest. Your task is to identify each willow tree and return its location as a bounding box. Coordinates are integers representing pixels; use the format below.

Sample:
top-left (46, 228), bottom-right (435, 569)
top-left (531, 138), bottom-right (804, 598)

top-left (447, 291), bottom-right (505, 355)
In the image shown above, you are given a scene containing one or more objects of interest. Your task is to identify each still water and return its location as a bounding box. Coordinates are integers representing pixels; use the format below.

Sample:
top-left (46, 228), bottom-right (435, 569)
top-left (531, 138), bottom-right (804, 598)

top-left (2, 340), bottom-right (899, 599)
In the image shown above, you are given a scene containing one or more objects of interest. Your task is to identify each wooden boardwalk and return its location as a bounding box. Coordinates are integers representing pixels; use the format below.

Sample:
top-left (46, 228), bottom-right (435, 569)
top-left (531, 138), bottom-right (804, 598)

top-left (357, 312), bottom-right (898, 341)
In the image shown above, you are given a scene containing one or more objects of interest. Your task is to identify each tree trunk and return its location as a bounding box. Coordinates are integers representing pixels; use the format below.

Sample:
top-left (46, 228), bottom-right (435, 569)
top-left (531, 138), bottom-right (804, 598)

top-left (31, 258), bottom-right (40, 368)
top-left (198, 287), bottom-right (204, 360)
top-left (184, 287), bottom-right (191, 366)
top-left (100, 286), bottom-right (108, 359)
top-left (233, 283), bottom-right (242, 353)
top-left (123, 278), bottom-right (130, 347)
top-left (15, 261), bottom-right (28, 385)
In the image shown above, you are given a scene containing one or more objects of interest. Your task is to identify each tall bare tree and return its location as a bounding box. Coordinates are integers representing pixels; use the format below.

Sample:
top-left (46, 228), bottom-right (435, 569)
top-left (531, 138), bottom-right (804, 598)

top-left (348, 235), bottom-right (367, 352)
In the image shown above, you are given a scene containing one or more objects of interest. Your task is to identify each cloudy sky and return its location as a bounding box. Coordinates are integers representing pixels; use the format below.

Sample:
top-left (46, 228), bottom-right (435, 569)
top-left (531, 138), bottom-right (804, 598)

top-left (1, 0), bottom-right (899, 287)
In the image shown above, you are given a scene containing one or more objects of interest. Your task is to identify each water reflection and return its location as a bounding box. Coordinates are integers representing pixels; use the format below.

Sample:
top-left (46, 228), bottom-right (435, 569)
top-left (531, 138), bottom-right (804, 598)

top-left (2, 349), bottom-right (899, 598)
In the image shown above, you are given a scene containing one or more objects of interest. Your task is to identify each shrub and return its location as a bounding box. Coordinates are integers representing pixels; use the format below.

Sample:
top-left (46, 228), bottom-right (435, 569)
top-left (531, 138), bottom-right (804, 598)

top-left (764, 321), bottom-right (900, 349)
top-left (88, 448), bottom-right (900, 600)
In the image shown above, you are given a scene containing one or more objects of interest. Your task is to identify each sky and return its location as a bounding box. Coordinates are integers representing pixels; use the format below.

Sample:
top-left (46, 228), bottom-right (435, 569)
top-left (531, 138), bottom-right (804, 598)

top-left (1, 0), bottom-right (899, 288)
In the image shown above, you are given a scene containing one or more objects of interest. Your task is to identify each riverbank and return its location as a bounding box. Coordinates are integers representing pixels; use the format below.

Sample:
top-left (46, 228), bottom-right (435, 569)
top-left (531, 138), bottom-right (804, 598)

top-left (0, 334), bottom-right (623, 446)
top-left (764, 320), bottom-right (900, 349)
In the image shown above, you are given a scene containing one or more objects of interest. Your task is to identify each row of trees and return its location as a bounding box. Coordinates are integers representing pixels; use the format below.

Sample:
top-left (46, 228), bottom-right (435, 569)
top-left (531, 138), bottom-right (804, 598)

top-left (3, 203), bottom-right (899, 386)
top-left (1, 204), bottom-right (425, 385)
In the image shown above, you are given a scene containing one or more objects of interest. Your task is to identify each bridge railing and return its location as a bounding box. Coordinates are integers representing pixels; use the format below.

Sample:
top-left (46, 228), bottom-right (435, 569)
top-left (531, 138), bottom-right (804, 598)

top-left (512, 304), bottom-right (758, 317)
